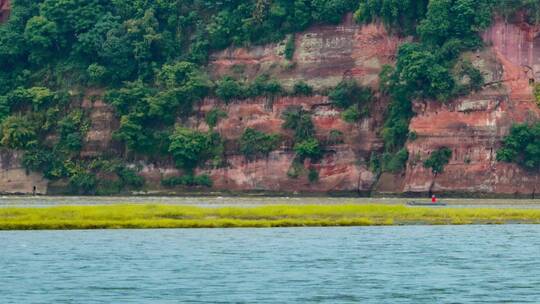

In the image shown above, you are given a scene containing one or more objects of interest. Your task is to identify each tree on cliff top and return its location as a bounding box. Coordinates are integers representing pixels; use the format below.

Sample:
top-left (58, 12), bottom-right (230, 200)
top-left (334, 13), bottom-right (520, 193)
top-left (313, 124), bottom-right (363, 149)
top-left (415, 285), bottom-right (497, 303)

top-left (355, 0), bottom-right (429, 35)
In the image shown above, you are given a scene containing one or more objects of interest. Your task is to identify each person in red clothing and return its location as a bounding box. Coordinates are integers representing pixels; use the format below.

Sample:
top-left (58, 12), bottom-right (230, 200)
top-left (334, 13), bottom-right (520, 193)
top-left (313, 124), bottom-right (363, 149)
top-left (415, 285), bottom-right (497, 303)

top-left (431, 195), bottom-right (437, 203)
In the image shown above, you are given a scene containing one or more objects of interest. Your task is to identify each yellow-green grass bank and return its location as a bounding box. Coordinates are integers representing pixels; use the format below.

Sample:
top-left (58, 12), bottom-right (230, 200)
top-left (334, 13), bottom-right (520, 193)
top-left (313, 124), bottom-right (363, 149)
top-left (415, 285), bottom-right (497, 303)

top-left (2, 204), bottom-right (540, 230)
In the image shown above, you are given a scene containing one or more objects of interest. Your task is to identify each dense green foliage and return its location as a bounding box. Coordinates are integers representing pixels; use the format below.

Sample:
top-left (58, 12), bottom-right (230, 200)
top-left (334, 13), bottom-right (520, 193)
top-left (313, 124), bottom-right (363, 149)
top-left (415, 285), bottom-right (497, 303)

top-left (0, 115), bottom-right (37, 149)
top-left (105, 62), bottom-right (211, 155)
top-left (240, 128), bottom-right (281, 159)
top-left (281, 105), bottom-right (322, 177)
top-left (497, 123), bottom-right (540, 170)
top-left (284, 34), bottom-right (296, 60)
top-left (168, 127), bottom-right (222, 171)
top-left (341, 106), bottom-right (361, 123)
top-left (294, 138), bottom-right (322, 161)
top-left (424, 147), bottom-right (452, 174)
top-left (215, 75), bottom-right (283, 101)
top-left (281, 106), bottom-right (315, 142)
top-left (215, 77), bottom-right (245, 102)
top-left (57, 110), bottom-right (88, 152)
top-left (293, 81), bottom-right (313, 96)
top-left (355, 0), bottom-right (429, 35)
top-left (329, 80), bottom-right (372, 109)
top-left (495, 0), bottom-right (540, 24)
top-left (0, 0), bottom-right (359, 93)
top-left (382, 148), bottom-right (410, 173)
top-left (205, 108), bottom-right (228, 129)
top-left (329, 80), bottom-right (372, 123)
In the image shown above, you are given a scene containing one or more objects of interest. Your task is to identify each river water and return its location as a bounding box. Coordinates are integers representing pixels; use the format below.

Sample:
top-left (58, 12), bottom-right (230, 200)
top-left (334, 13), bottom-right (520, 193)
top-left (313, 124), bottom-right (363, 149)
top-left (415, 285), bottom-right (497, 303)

top-left (2, 225), bottom-right (540, 303)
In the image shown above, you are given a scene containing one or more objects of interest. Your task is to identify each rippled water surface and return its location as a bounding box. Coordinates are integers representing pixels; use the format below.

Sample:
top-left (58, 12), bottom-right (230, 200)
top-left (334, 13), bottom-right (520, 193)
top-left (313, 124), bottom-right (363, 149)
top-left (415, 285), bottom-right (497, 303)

top-left (2, 226), bottom-right (540, 303)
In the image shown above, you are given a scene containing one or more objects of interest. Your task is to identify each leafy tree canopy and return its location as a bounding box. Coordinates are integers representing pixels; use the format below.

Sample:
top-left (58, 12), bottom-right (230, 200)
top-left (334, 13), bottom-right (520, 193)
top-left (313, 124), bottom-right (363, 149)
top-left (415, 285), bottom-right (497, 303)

top-left (497, 123), bottom-right (540, 171)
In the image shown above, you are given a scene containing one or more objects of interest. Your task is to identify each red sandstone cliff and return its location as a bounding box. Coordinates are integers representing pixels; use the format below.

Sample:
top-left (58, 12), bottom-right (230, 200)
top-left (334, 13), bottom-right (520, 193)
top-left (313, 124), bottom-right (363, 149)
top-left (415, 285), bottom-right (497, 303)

top-left (132, 16), bottom-right (401, 194)
top-left (1, 13), bottom-right (540, 196)
top-left (403, 19), bottom-right (540, 196)
top-left (209, 15), bottom-right (403, 90)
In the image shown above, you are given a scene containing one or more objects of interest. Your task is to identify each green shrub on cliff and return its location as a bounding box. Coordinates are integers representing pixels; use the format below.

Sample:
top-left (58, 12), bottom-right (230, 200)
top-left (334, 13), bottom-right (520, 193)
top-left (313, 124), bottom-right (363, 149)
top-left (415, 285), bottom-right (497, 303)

top-left (534, 84), bottom-right (540, 108)
top-left (355, 0), bottom-right (429, 35)
top-left (66, 163), bottom-right (98, 194)
top-left (107, 63), bottom-right (211, 155)
top-left (215, 75), bottom-right (283, 101)
top-left (154, 62), bottom-right (212, 117)
top-left (215, 77), bottom-right (245, 102)
top-left (247, 75), bottom-right (283, 98)
top-left (87, 63), bottom-right (107, 85)
top-left (0, 115), bottom-right (37, 149)
top-left (494, 0), bottom-right (540, 24)
top-left (329, 80), bottom-right (372, 123)
top-left (116, 166), bottom-right (145, 189)
top-left (284, 34), bottom-right (295, 60)
top-left (329, 79), bottom-right (372, 109)
top-left (240, 128), bottom-right (281, 159)
top-left (168, 127), bottom-right (223, 171)
top-left (341, 106), bottom-right (361, 123)
top-left (293, 81), bottom-right (313, 96)
top-left (205, 108), bottom-right (228, 129)
top-left (57, 110), bottom-right (89, 153)
top-left (294, 138), bottom-right (322, 161)
top-left (424, 147), bottom-right (452, 174)
top-left (282, 106), bottom-right (315, 142)
top-left (497, 123), bottom-right (540, 170)
top-left (382, 148), bottom-right (409, 173)
top-left (417, 0), bottom-right (493, 48)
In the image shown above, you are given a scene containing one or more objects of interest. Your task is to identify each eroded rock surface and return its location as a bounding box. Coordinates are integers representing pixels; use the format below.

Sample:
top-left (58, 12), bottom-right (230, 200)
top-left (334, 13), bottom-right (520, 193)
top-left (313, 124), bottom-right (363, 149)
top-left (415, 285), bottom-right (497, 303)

top-left (404, 21), bottom-right (540, 196)
top-left (210, 15), bottom-right (404, 90)
top-left (190, 96), bottom-right (384, 193)
top-left (3, 15), bottom-right (540, 196)
top-left (81, 91), bottom-right (119, 158)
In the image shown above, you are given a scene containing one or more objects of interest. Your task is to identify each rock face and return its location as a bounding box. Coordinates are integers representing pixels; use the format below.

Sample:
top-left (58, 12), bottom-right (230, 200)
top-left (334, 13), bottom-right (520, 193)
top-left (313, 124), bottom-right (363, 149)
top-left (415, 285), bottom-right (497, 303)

top-left (0, 150), bottom-right (47, 194)
top-left (210, 14), bottom-right (403, 90)
top-left (190, 96), bottom-right (385, 193)
top-left (482, 17), bottom-right (540, 99)
top-left (3, 15), bottom-right (540, 196)
top-left (0, 0), bottom-right (9, 23)
top-left (404, 19), bottom-right (540, 196)
top-left (81, 91), bottom-right (119, 158)
top-left (111, 16), bottom-right (401, 194)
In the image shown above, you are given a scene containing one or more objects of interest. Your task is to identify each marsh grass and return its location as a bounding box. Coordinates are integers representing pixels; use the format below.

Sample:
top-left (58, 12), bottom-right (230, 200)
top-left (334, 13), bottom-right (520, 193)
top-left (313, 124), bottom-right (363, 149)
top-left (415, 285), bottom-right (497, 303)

top-left (1, 204), bottom-right (540, 230)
